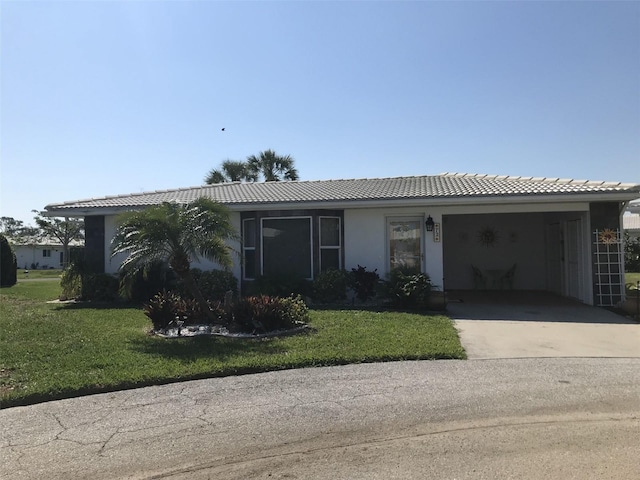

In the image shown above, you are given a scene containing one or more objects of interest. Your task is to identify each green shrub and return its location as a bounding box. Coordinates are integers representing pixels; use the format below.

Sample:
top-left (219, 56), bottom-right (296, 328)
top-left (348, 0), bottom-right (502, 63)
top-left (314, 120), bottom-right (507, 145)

top-left (143, 290), bottom-right (182, 331)
top-left (248, 274), bottom-right (311, 298)
top-left (60, 260), bottom-right (85, 300)
top-left (0, 234), bottom-right (17, 287)
top-left (349, 265), bottom-right (379, 302)
top-left (178, 268), bottom-right (238, 302)
top-left (60, 260), bottom-right (119, 301)
top-left (83, 273), bottom-right (120, 301)
top-left (383, 270), bottom-right (433, 309)
top-left (624, 232), bottom-right (640, 272)
top-left (312, 268), bottom-right (349, 303)
top-left (231, 295), bottom-right (309, 333)
top-left (143, 290), bottom-right (221, 331)
top-left (119, 260), bottom-right (178, 302)
top-left (143, 289), bottom-right (309, 334)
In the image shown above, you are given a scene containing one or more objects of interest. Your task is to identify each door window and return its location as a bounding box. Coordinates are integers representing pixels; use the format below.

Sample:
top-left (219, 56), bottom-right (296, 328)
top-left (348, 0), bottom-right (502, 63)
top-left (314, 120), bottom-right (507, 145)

top-left (388, 218), bottom-right (422, 274)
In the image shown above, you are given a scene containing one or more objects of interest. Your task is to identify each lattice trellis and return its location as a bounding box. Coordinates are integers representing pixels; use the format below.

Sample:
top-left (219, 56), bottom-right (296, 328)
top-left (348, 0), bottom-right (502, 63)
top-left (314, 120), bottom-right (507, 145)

top-left (592, 228), bottom-right (624, 307)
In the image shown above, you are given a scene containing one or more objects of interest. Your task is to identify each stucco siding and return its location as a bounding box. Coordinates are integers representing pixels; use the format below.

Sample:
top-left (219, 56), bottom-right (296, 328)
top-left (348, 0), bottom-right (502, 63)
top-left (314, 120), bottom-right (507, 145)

top-left (13, 245), bottom-right (62, 270)
top-left (344, 207), bottom-right (445, 289)
top-left (344, 209), bottom-right (386, 275)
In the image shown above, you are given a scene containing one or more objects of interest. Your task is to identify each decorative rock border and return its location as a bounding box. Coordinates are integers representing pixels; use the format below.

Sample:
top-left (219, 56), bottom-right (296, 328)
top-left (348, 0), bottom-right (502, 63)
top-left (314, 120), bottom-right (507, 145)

top-left (154, 323), bottom-right (312, 339)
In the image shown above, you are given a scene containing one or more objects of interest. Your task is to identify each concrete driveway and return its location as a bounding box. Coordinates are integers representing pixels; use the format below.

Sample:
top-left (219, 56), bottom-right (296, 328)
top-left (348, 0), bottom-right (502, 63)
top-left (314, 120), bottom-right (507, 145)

top-left (447, 292), bottom-right (640, 359)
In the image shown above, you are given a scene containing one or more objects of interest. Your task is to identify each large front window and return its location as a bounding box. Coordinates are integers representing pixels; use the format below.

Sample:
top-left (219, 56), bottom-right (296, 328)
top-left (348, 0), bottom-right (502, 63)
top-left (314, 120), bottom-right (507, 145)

top-left (262, 217), bottom-right (312, 279)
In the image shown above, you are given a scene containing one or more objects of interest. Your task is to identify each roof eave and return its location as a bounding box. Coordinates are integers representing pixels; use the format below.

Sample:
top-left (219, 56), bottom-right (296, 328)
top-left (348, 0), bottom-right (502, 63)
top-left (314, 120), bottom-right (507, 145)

top-left (43, 190), bottom-right (640, 217)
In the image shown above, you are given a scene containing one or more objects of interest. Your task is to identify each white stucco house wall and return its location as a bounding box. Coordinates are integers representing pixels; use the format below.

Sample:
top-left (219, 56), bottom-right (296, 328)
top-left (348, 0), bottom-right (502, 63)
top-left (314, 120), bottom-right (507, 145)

top-left (10, 238), bottom-right (84, 270)
top-left (43, 173), bottom-right (640, 307)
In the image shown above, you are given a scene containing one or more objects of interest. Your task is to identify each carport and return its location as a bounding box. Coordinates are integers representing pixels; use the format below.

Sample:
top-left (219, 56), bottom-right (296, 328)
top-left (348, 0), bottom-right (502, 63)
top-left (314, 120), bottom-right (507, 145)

top-left (442, 210), bottom-right (593, 304)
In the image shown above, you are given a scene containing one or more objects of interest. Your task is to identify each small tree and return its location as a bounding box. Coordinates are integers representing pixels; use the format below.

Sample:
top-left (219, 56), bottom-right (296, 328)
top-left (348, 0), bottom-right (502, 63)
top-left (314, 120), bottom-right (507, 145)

top-left (0, 234), bottom-right (17, 287)
top-left (111, 198), bottom-right (238, 322)
top-left (32, 211), bottom-right (84, 269)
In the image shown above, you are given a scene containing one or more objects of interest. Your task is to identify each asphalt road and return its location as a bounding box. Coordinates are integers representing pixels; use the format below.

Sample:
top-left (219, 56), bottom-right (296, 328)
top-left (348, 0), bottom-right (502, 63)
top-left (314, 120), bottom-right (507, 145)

top-left (2, 358), bottom-right (639, 480)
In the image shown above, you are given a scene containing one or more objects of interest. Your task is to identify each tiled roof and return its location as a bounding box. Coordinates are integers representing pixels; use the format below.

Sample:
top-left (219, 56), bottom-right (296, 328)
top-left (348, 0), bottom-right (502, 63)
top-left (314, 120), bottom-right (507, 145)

top-left (9, 237), bottom-right (84, 247)
top-left (45, 173), bottom-right (640, 213)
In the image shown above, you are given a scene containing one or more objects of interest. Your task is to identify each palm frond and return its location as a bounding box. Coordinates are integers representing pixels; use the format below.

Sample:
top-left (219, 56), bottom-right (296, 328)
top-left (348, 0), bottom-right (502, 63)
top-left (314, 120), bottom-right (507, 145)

top-left (111, 198), bottom-right (238, 277)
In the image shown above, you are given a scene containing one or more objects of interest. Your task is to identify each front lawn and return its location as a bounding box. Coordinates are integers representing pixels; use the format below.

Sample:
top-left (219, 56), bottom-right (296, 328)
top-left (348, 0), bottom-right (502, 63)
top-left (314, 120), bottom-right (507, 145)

top-left (0, 280), bottom-right (465, 408)
top-left (17, 269), bottom-right (63, 280)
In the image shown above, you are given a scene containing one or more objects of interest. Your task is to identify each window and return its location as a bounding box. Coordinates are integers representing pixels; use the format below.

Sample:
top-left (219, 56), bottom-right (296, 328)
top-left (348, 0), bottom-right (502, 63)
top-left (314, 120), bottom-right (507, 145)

top-left (388, 218), bottom-right (422, 274)
top-left (262, 217), bottom-right (312, 279)
top-left (319, 217), bottom-right (341, 272)
top-left (242, 218), bottom-right (256, 280)
top-left (42, 249), bottom-right (51, 258)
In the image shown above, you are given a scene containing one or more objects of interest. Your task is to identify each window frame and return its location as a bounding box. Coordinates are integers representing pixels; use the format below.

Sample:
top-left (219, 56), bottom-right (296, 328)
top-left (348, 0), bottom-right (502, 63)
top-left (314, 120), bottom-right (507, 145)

top-left (386, 216), bottom-right (424, 275)
top-left (319, 216), bottom-right (342, 272)
top-left (242, 218), bottom-right (257, 280)
top-left (260, 216), bottom-right (314, 280)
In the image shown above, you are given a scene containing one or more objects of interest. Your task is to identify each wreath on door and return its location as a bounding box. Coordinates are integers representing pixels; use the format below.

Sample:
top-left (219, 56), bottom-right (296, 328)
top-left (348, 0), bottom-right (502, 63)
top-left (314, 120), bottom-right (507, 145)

top-left (477, 226), bottom-right (499, 247)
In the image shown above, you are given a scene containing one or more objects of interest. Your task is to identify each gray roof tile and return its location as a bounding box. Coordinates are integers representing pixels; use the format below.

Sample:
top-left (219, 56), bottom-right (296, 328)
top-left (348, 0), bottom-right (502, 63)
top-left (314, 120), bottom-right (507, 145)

top-left (44, 173), bottom-right (640, 213)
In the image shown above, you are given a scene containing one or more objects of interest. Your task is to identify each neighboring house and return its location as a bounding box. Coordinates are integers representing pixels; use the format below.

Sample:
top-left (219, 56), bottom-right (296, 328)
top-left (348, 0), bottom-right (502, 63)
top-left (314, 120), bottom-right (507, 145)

top-left (43, 173), bottom-right (640, 307)
top-left (623, 213), bottom-right (640, 239)
top-left (623, 198), bottom-right (640, 239)
top-left (627, 198), bottom-right (640, 214)
top-left (10, 238), bottom-right (84, 270)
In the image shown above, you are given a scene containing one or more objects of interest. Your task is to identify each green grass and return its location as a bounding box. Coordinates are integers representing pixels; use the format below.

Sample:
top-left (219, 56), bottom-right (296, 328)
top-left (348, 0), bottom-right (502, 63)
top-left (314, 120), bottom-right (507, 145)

top-left (17, 269), bottom-right (63, 280)
top-left (626, 272), bottom-right (640, 292)
top-left (0, 280), bottom-right (465, 408)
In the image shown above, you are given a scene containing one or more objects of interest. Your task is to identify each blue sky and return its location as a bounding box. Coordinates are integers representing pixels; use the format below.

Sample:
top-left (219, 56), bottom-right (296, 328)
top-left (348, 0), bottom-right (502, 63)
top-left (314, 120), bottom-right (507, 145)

top-left (2, 1), bottom-right (639, 225)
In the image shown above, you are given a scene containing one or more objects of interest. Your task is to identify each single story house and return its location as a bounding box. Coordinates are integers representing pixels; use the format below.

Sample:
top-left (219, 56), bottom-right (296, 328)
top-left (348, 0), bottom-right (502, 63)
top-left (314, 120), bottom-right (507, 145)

top-left (9, 237), bottom-right (84, 270)
top-left (44, 173), bottom-right (640, 307)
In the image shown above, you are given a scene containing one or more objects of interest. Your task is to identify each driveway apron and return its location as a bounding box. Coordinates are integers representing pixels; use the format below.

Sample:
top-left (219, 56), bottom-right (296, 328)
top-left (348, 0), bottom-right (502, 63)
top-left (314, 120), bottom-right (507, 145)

top-left (448, 296), bottom-right (640, 359)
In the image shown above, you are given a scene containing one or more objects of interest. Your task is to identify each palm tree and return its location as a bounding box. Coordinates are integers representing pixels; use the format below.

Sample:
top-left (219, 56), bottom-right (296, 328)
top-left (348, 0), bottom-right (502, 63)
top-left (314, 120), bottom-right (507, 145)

top-left (204, 160), bottom-right (258, 184)
top-left (247, 149), bottom-right (299, 182)
top-left (111, 198), bottom-right (238, 321)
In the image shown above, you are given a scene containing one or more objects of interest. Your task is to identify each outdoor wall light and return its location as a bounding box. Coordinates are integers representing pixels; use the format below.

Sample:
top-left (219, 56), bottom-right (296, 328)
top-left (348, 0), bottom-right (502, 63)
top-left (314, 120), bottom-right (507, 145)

top-left (425, 215), bottom-right (435, 232)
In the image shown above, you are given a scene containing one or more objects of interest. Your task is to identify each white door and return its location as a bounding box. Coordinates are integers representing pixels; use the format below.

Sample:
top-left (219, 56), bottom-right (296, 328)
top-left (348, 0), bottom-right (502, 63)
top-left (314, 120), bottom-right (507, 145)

top-left (545, 223), bottom-right (562, 295)
top-left (565, 219), bottom-right (583, 301)
top-left (388, 218), bottom-right (423, 274)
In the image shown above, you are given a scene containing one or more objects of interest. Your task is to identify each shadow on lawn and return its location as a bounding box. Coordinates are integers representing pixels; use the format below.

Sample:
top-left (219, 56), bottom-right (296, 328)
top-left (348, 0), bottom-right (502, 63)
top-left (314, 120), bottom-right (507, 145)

top-left (128, 333), bottom-right (290, 360)
top-left (52, 300), bottom-right (144, 311)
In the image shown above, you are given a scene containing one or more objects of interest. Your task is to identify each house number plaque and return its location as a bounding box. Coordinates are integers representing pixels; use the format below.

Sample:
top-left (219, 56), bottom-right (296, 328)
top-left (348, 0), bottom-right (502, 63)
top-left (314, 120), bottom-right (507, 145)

top-left (433, 223), bottom-right (441, 242)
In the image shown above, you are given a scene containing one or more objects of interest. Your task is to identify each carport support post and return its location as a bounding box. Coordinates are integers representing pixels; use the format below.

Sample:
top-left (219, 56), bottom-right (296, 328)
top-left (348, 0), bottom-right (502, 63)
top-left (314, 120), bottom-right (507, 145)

top-left (636, 281), bottom-right (639, 320)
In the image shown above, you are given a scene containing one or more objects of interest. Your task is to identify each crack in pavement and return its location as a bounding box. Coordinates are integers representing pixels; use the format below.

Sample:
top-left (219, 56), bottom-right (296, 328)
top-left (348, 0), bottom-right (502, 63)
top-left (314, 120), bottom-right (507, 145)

top-left (142, 413), bottom-right (640, 479)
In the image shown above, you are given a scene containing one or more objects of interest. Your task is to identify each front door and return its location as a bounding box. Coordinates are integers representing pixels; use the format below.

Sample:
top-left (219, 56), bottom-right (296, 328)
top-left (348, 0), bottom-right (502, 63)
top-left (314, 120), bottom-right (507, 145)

top-left (565, 219), bottom-right (583, 301)
top-left (388, 218), bottom-right (423, 274)
top-left (545, 222), bottom-right (562, 295)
